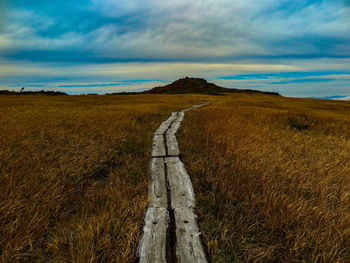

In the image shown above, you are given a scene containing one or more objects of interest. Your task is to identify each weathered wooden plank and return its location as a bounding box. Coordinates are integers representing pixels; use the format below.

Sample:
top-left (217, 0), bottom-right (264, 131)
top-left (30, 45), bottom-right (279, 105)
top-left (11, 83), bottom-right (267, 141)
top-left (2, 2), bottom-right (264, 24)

top-left (176, 111), bottom-right (185, 122)
top-left (140, 103), bottom-right (210, 263)
top-left (149, 158), bottom-right (168, 208)
top-left (174, 207), bottom-right (207, 263)
top-left (138, 207), bottom-right (169, 263)
top-left (151, 135), bottom-right (166, 157)
top-left (154, 112), bottom-right (178, 135)
top-left (183, 105), bottom-right (198, 112)
top-left (183, 102), bottom-right (211, 113)
top-left (182, 106), bottom-right (194, 112)
top-left (166, 135), bottom-right (179, 156)
top-left (154, 122), bottom-right (171, 135)
top-left (166, 121), bottom-right (181, 136)
top-left (165, 157), bottom-right (195, 209)
top-left (169, 111), bottom-right (179, 121)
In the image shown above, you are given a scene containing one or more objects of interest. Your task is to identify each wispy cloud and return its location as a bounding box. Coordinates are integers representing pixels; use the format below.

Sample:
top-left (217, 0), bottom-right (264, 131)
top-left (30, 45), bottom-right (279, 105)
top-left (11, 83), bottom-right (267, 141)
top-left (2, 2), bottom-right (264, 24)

top-left (2, 0), bottom-right (350, 62)
top-left (0, 0), bottom-right (350, 95)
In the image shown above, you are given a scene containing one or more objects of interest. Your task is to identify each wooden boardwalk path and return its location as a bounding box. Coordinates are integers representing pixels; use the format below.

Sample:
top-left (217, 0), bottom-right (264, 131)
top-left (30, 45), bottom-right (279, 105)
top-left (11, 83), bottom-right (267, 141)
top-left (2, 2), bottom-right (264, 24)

top-left (138, 104), bottom-right (209, 263)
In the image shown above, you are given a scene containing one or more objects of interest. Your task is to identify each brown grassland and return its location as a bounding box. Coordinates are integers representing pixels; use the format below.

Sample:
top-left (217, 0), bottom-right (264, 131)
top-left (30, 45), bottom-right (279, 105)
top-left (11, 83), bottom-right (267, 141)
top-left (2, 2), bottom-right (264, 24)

top-left (0, 94), bottom-right (210, 262)
top-left (2, 93), bottom-right (350, 263)
top-left (178, 94), bottom-right (350, 262)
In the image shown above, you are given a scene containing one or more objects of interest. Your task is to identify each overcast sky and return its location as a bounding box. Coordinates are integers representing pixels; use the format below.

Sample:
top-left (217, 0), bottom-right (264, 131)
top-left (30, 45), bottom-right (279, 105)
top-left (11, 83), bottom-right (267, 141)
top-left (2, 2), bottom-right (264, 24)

top-left (1, 0), bottom-right (350, 96)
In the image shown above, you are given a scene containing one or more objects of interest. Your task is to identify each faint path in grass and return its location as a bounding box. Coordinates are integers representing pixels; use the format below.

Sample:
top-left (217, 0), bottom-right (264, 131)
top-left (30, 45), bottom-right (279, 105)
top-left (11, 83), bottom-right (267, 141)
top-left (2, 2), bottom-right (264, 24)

top-left (138, 103), bottom-right (211, 263)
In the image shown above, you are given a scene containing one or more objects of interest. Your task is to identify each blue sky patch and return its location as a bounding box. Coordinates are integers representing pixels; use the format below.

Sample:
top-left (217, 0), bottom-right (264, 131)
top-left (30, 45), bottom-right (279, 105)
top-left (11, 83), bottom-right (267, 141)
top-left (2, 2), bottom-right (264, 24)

top-left (1, 0), bottom-right (350, 96)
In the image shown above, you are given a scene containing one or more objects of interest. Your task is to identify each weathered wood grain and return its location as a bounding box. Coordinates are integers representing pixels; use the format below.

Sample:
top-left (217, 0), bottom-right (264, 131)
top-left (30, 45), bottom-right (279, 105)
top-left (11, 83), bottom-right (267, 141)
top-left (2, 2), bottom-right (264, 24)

top-left (165, 157), bottom-right (195, 209)
top-left (138, 207), bottom-right (169, 263)
top-left (174, 207), bottom-right (207, 263)
top-left (154, 112), bottom-right (178, 135)
top-left (152, 135), bottom-right (166, 157)
top-left (166, 135), bottom-right (179, 156)
top-left (149, 158), bottom-right (168, 208)
top-left (175, 111), bottom-right (185, 122)
top-left (166, 121), bottom-right (181, 136)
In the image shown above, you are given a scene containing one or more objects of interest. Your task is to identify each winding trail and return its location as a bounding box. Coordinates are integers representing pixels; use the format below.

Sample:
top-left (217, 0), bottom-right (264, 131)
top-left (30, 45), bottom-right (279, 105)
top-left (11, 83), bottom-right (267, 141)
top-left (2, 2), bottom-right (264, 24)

top-left (138, 104), bottom-right (209, 263)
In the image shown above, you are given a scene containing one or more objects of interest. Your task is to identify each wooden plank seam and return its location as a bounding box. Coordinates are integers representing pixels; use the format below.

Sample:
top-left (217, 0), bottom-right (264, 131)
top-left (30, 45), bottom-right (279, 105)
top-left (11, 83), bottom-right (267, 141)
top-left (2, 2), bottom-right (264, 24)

top-left (138, 103), bottom-right (210, 263)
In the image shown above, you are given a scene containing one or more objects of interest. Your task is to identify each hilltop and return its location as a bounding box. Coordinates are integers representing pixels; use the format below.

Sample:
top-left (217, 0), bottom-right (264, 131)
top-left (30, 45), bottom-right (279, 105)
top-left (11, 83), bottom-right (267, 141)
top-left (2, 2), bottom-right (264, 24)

top-left (2, 78), bottom-right (280, 96)
top-left (143, 77), bottom-right (280, 96)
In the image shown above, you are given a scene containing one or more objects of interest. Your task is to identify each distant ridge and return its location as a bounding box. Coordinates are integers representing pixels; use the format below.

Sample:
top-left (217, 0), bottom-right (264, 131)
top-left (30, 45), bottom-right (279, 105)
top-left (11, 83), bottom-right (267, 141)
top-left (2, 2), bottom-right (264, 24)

top-left (143, 77), bottom-right (280, 96)
top-left (0, 90), bottom-right (67, 96)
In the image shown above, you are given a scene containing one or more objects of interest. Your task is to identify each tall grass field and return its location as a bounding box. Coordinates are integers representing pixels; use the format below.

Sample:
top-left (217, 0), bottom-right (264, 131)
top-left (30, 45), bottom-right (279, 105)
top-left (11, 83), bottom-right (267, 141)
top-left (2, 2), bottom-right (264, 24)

top-left (0, 94), bottom-right (210, 262)
top-left (1, 93), bottom-right (350, 262)
top-left (179, 94), bottom-right (350, 262)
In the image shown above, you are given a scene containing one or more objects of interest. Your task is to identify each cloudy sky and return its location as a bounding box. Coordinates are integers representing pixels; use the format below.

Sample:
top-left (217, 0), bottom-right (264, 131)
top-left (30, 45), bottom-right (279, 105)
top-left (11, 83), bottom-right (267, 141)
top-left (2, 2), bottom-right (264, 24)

top-left (1, 0), bottom-right (350, 96)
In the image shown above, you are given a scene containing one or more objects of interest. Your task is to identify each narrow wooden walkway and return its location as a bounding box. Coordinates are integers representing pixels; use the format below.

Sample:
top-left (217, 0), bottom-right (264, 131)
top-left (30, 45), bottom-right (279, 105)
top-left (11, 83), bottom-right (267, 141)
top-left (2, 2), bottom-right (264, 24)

top-left (138, 104), bottom-right (209, 263)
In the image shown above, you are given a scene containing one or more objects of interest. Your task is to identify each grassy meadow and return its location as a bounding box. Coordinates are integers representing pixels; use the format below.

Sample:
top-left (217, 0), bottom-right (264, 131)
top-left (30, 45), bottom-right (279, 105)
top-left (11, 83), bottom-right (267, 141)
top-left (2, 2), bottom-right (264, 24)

top-left (178, 94), bottom-right (350, 262)
top-left (2, 92), bottom-right (350, 263)
top-left (0, 94), bottom-right (210, 262)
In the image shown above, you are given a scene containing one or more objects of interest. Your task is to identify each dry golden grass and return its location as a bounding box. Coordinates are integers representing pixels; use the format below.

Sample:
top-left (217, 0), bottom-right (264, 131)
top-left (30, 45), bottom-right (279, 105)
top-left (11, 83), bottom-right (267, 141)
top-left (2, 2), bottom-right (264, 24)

top-left (0, 94), bottom-right (210, 263)
top-left (3, 92), bottom-right (350, 263)
top-left (179, 94), bottom-right (350, 262)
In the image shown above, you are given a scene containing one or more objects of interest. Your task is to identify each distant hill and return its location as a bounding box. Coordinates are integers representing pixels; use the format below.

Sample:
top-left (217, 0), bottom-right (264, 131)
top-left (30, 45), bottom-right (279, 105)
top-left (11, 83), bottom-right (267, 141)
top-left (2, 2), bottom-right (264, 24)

top-left (0, 90), bottom-right (67, 96)
top-left (143, 77), bottom-right (280, 96)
